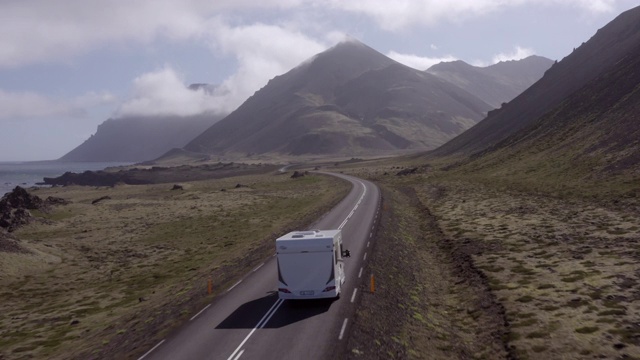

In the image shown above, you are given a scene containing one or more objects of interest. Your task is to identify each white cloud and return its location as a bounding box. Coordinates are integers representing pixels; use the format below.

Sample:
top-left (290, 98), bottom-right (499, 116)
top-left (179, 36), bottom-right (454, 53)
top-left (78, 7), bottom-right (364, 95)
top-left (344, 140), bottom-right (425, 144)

top-left (0, 0), bottom-right (618, 67)
top-left (430, 44), bottom-right (439, 50)
top-left (0, 89), bottom-right (115, 120)
top-left (117, 21), bottom-right (329, 116)
top-left (116, 66), bottom-right (224, 117)
top-left (387, 51), bottom-right (458, 70)
top-left (492, 46), bottom-right (535, 63)
top-left (203, 20), bottom-right (328, 113)
top-left (556, 0), bottom-right (615, 13)
top-left (320, 0), bottom-right (616, 31)
top-left (0, 0), bottom-right (305, 68)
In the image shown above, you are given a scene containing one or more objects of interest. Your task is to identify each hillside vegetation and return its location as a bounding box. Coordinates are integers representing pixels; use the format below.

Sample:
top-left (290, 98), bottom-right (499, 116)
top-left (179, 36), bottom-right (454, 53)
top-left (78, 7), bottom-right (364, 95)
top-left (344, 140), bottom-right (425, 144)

top-left (330, 153), bottom-right (640, 359)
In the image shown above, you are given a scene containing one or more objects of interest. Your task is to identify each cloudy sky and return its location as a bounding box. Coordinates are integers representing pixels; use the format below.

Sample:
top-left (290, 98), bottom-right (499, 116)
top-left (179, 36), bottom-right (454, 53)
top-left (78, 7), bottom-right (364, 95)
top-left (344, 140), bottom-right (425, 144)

top-left (0, 0), bottom-right (637, 161)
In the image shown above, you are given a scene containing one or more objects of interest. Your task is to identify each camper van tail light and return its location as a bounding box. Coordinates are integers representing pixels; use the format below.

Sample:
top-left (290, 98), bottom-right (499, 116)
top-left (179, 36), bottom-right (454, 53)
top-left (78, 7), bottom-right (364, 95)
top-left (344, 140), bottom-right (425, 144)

top-left (278, 288), bottom-right (291, 294)
top-left (322, 286), bottom-right (336, 293)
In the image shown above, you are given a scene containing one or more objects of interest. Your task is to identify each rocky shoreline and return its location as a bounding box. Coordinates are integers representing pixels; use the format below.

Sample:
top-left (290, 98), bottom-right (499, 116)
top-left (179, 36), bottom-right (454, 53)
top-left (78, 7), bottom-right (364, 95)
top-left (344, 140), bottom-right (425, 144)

top-left (42, 162), bottom-right (278, 187)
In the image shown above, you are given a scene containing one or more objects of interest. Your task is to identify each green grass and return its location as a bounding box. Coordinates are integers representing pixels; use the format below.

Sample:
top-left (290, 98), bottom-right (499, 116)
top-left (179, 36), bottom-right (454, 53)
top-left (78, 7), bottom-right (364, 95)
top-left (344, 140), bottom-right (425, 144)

top-left (575, 326), bottom-right (599, 334)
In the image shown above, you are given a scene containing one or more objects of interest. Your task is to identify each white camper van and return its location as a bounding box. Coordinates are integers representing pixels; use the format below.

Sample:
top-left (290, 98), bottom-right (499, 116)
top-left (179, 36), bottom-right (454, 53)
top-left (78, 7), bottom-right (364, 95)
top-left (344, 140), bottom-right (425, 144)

top-left (276, 229), bottom-right (345, 299)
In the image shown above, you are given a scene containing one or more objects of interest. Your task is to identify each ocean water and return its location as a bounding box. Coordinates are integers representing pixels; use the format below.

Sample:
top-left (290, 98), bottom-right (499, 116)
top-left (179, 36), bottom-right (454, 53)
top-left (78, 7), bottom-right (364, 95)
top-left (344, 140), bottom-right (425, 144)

top-left (0, 162), bottom-right (132, 196)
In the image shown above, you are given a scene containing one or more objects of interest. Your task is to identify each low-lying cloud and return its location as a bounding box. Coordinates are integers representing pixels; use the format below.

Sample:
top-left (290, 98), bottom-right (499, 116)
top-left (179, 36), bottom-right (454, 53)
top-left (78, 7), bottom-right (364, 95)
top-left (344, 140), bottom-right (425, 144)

top-left (116, 66), bottom-right (224, 117)
top-left (387, 51), bottom-right (458, 71)
top-left (492, 46), bottom-right (535, 63)
top-left (205, 20), bottom-right (327, 113)
top-left (117, 21), bottom-right (328, 117)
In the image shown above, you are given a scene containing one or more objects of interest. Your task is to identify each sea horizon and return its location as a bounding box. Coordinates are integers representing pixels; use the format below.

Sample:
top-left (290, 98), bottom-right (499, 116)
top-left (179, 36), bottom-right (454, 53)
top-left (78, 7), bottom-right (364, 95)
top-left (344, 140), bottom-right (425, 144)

top-left (0, 161), bottom-right (133, 196)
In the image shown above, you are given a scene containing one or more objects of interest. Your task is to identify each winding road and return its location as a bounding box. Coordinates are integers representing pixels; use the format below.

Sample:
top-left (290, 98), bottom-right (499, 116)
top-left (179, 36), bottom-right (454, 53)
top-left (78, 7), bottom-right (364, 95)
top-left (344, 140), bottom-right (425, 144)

top-left (139, 172), bottom-right (381, 360)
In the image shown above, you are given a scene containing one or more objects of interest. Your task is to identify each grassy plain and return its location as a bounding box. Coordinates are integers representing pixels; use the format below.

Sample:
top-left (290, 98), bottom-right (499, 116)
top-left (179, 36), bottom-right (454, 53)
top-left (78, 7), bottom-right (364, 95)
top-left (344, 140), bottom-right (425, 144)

top-left (0, 170), bottom-right (350, 359)
top-left (330, 156), bottom-right (640, 360)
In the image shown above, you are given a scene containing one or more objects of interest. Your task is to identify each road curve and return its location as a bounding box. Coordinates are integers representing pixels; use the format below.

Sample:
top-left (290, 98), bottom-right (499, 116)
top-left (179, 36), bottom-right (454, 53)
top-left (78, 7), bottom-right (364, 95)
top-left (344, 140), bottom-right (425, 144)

top-left (139, 172), bottom-right (381, 360)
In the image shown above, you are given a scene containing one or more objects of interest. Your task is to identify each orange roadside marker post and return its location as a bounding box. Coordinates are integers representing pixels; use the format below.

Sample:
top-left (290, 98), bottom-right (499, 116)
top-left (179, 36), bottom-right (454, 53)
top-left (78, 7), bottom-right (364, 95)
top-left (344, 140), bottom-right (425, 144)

top-left (207, 277), bottom-right (213, 295)
top-left (370, 274), bottom-right (375, 293)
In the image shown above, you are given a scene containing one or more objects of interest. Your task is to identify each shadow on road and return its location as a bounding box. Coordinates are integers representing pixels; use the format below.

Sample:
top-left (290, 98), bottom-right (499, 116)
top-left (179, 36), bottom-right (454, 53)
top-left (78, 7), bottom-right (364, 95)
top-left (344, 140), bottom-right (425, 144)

top-left (215, 292), bottom-right (335, 329)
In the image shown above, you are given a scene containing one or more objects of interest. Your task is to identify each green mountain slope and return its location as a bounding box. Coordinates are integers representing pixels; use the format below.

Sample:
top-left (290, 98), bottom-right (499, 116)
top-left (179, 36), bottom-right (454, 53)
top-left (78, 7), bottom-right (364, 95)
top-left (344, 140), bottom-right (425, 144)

top-left (433, 6), bottom-right (640, 158)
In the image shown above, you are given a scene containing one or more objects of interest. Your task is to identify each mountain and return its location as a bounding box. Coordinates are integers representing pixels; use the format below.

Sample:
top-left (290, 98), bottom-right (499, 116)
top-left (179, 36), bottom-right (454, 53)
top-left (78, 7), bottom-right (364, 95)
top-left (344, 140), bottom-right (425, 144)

top-left (184, 40), bottom-right (494, 158)
top-left (429, 5), bottom-right (640, 196)
top-left (427, 56), bottom-right (553, 108)
top-left (433, 6), bottom-right (640, 158)
top-left (60, 113), bottom-right (223, 162)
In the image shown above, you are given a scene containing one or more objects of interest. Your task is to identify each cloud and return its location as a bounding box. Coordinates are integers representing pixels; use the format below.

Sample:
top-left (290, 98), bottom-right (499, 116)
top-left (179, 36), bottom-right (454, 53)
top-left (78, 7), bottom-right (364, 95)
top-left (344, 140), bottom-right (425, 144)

top-left (0, 0), bottom-right (618, 67)
top-left (0, 89), bottom-right (115, 120)
top-left (492, 46), bottom-right (535, 63)
top-left (321, 0), bottom-right (616, 31)
top-left (116, 66), bottom-right (224, 117)
top-left (203, 20), bottom-right (327, 113)
top-left (0, 0), bottom-right (304, 68)
top-left (387, 51), bottom-right (458, 70)
top-left (116, 21), bottom-right (328, 117)
top-left (560, 0), bottom-right (616, 13)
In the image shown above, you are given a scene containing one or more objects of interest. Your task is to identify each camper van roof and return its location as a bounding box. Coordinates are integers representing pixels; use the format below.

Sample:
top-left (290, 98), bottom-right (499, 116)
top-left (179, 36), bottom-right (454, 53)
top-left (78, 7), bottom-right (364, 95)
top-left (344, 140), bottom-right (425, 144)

top-left (277, 229), bottom-right (340, 241)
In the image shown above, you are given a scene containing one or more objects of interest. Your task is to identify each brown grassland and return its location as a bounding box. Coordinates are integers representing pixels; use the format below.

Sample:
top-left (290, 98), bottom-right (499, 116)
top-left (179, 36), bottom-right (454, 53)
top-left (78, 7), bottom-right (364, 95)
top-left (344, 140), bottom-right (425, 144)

top-left (3, 154), bottom-right (640, 360)
top-left (0, 170), bottom-right (350, 359)
top-left (332, 157), bottom-right (640, 360)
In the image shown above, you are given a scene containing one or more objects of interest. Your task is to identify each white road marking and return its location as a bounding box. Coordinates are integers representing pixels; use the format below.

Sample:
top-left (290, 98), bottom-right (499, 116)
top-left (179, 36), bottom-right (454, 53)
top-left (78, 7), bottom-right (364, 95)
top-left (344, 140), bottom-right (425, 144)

top-left (189, 304), bottom-right (211, 321)
top-left (338, 181), bottom-right (367, 230)
top-left (252, 263), bottom-right (264, 272)
top-left (227, 299), bottom-right (284, 360)
top-left (232, 349), bottom-right (245, 360)
top-left (351, 288), bottom-right (357, 303)
top-left (227, 280), bottom-right (242, 292)
top-left (339, 318), bottom-right (348, 340)
top-left (224, 177), bottom-right (375, 358)
top-left (137, 339), bottom-right (165, 360)
top-left (369, 233), bottom-right (372, 238)
top-left (367, 241), bottom-right (370, 248)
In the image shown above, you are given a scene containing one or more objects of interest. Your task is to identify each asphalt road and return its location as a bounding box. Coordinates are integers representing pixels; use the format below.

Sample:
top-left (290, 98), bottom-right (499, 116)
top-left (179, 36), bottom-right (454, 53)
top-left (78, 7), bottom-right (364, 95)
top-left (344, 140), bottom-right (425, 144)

top-left (139, 172), bottom-right (381, 360)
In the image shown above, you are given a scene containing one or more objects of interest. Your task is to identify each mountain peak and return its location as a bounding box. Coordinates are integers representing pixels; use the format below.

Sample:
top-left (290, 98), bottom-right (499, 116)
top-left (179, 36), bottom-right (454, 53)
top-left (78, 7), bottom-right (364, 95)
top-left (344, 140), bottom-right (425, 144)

top-left (426, 56), bottom-right (553, 108)
top-left (433, 4), bottom-right (640, 157)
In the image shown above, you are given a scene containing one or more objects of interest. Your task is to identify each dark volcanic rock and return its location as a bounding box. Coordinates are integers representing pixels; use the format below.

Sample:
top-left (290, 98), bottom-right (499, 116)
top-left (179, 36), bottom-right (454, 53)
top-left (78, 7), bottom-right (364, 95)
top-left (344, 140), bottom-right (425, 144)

top-left (290, 171), bottom-right (305, 179)
top-left (45, 196), bottom-right (71, 206)
top-left (91, 196), bottom-right (111, 205)
top-left (0, 186), bottom-right (44, 232)
top-left (1, 186), bottom-right (43, 210)
top-left (42, 163), bottom-right (278, 187)
top-left (396, 167), bottom-right (418, 176)
top-left (171, 184), bottom-right (184, 190)
top-left (0, 187), bottom-right (70, 232)
top-left (43, 170), bottom-right (137, 187)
